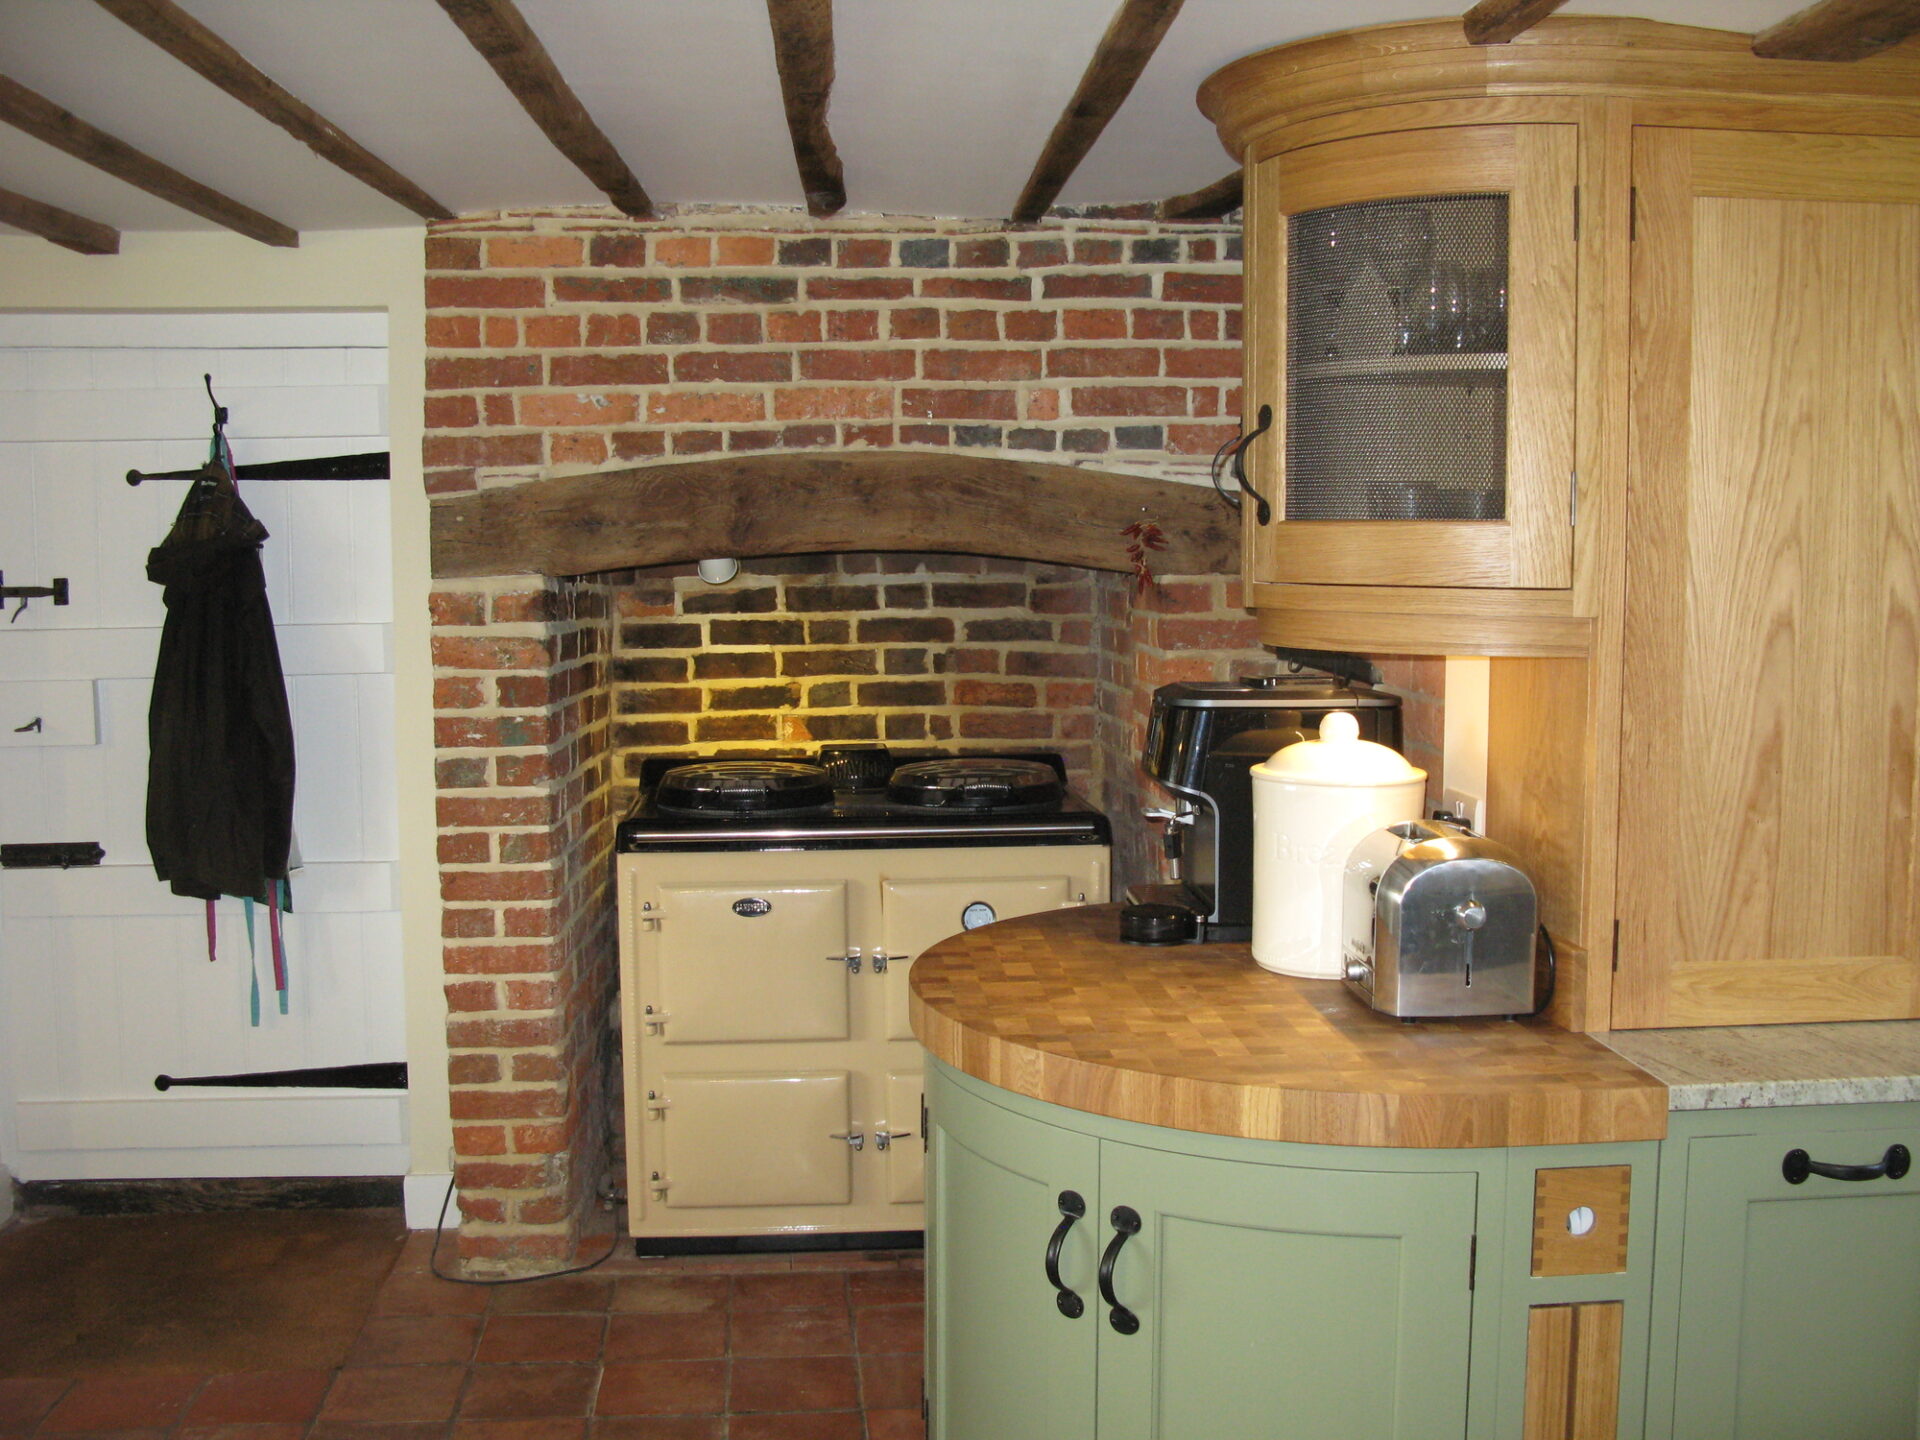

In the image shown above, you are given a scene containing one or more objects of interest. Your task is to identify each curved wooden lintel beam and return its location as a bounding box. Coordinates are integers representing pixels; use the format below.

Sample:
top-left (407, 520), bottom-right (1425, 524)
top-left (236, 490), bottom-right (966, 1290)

top-left (429, 452), bottom-right (1240, 580)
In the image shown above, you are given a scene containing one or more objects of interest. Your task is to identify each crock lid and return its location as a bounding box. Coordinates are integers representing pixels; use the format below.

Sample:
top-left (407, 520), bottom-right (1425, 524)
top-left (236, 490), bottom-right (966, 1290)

top-left (1250, 710), bottom-right (1426, 788)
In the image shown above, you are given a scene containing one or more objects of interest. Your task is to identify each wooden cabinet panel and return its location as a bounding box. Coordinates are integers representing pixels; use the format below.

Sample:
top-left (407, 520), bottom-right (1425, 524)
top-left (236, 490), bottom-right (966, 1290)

top-left (1615, 128), bottom-right (1920, 1028)
top-left (1524, 1303), bottom-right (1624, 1440)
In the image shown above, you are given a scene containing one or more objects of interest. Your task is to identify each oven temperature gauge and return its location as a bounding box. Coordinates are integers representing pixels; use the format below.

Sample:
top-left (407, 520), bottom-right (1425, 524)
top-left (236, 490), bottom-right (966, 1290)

top-left (961, 901), bottom-right (997, 930)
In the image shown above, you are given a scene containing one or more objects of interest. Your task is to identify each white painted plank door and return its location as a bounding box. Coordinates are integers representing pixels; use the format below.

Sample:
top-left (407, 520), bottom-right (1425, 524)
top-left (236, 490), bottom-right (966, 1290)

top-left (0, 312), bottom-right (408, 1182)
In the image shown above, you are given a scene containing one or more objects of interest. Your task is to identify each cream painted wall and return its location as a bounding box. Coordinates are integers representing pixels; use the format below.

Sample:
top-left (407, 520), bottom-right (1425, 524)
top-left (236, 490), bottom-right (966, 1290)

top-left (0, 229), bottom-right (448, 1189)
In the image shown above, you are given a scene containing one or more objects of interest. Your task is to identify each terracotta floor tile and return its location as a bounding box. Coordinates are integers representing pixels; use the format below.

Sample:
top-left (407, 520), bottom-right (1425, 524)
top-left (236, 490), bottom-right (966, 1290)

top-left (487, 1278), bottom-right (615, 1315)
top-left (728, 1358), bottom-right (860, 1414)
top-left (0, 1376), bottom-right (72, 1434)
top-left (183, 1371), bottom-right (332, 1426)
top-left (857, 1354), bottom-right (922, 1411)
top-left (477, 1314), bottom-right (606, 1365)
top-left (864, 1408), bottom-right (926, 1440)
top-left (373, 1272), bottom-right (492, 1317)
top-left (847, 1271), bottom-right (923, 1308)
top-left (458, 1365), bottom-right (598, 1420)
top-left (593, 1362), bottom-right (726, 1418)
top-left (178, 1424), bottom-right (309, 1440)
top-left (449, 1419), bottom-right (590, 1440)
top-left (630, 1256), bottom-right (793, 1276)
top-left (726, 1413), bottom-right (864, 1440)
top-left (728, 1309), bottom-right (853, 1359)
top-left (389, 1231), bottom-right (442, 1275)
top-left (588, 1419), bottom-right (724, 1440)
top-left (608, 1277), bottom-right (728, 1315)
top-left (852, 1305), bottom-right (923, 1354)
top-left (348, 1315), bottom-right (483, 1367)
top-left (784, 1252), bottom-right (906, 1272)
top-left (309, 1422), bottom-right (453, 1440)
top-left (601, 1313), bottom-right (725, 1364)
top-left (318, 1365), bottom-right (466, 1424)
top-left (730, 1273), bottom-right (847, 1311)
top-left (24, 1428), bottom-right (169, 1440)
top-left (40, 1374), bottom-right (204, 1432)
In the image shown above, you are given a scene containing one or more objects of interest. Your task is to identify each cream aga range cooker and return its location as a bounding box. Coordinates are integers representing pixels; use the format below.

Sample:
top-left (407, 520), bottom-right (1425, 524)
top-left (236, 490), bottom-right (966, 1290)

top-left (615, 746), bottom-right (1110, 1250)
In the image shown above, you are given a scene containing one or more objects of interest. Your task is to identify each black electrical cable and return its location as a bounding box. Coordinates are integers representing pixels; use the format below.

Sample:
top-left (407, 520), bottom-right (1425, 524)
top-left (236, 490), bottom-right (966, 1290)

top-left (426, 1174), bottom-right (623, 1287)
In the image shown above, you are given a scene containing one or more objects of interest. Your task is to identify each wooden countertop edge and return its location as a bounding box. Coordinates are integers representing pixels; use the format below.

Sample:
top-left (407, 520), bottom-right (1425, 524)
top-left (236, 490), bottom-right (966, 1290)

top-left (911, 993), bottom-right (1669, 1150)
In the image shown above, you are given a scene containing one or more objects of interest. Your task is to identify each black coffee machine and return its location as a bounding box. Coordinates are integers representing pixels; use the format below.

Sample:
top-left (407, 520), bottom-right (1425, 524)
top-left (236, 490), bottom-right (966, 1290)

top-left (1130, 675), bottom-right (1403, 942)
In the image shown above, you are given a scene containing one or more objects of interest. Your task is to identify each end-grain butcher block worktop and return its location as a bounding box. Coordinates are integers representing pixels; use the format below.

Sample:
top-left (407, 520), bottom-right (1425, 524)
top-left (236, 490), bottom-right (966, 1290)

top-left (909, 904), bottom-right (1667, 1148)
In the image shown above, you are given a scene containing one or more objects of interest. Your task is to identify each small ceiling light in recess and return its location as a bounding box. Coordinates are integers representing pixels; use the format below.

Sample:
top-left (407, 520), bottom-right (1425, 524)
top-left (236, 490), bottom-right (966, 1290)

top-left (696, 558), bottom-right (740, 585)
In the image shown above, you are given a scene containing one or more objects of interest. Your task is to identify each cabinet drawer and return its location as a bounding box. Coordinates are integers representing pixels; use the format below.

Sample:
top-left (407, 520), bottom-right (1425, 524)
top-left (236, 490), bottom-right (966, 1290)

top-left (1530, 1164), bottom-right (1631, 1277)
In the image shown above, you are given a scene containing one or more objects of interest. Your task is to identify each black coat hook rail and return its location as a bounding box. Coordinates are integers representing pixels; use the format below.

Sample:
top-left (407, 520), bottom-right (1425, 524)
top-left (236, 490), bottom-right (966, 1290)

top-left (126, 451), bottom-right (391, 485)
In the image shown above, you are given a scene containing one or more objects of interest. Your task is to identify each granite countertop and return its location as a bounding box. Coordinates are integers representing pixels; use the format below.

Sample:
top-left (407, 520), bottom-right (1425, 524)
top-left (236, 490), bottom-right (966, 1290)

top-left (1598, 1022), bottom-right (1920, 1111)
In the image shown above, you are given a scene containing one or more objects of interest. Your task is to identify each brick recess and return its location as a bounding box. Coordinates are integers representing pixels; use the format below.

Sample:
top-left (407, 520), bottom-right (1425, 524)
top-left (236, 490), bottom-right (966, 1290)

top-left (424, 207), bottom-right (1440, 1269)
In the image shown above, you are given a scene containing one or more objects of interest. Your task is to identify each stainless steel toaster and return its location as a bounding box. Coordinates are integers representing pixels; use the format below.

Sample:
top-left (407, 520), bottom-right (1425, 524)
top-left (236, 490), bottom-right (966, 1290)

top-left (1340, 820), bottom-right (1540, 1018)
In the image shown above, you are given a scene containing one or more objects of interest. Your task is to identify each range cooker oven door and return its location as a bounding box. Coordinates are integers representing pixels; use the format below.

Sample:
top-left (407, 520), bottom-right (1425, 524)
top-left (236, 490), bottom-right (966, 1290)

top-left (653, 880), bottom-right (853, 1042)
top-left (649, 1071), bottom-right (853, 1209)
top-left (878, 873), bottom-right (1088, 1041)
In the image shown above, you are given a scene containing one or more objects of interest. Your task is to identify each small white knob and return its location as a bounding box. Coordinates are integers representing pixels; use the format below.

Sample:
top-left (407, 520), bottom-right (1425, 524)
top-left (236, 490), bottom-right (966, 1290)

top-left (1566, 1205), bottom-right (1596, 1237)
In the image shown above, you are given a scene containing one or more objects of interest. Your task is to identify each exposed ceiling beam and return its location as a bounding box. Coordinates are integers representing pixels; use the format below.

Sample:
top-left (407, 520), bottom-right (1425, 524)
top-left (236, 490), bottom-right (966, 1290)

top-left (766, 0), bottom-right (844, 217)
top-left (434, 0), bottom-right (653, 219)
top-left (92, 0), bottom-right (453, 221)
top-left (0, 182), bottom-right (119, 254)
top-left (1159, 170), bottom-right (1242, 221)
top-left (1012, 0), bottom-right (1185, 224)
top-left (0, 74), bottom-right (296, 245)
top-left (1463, 0), bottom-right (1571, 45)
top-left (1753, 0), bottom-right (1920, 59)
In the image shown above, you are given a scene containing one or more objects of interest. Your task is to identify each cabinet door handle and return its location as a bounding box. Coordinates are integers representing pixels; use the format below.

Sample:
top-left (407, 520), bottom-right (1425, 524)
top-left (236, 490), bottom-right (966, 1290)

top-left (1098, 1205), bottom-right (1142, 1334)
top-left (1783, 1143), bottom-right (1911, 1185)
top-left (1044, 1190), bottom-right (1087, 1319)
top-left (1215, 404), bottom-right (1275, 526)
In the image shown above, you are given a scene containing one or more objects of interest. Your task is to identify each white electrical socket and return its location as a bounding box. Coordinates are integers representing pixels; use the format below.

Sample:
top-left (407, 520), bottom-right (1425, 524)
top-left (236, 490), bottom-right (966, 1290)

top-left (1440, 788), bottom-right (1486, 833)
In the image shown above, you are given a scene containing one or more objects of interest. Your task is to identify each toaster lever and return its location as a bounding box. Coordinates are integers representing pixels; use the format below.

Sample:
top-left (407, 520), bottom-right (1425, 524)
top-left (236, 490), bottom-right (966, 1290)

top-left (1451, 900), bottom-right (1487, 930)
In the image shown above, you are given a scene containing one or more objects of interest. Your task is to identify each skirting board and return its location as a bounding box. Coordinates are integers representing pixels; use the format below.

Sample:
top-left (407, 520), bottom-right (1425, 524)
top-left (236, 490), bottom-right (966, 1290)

top-left (406, 1172), bottom-right (456, 1230)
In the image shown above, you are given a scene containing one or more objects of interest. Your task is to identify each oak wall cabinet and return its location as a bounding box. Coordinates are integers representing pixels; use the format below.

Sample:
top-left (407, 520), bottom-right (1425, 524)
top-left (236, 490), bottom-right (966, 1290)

top-left (1201, 20), bottom-right (1920, 1031)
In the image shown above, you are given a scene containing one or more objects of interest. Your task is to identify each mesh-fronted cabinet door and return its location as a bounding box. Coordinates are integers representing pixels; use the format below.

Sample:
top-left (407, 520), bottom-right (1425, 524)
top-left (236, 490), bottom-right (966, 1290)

top-left (1244, 121), bottom-right (1577, 589)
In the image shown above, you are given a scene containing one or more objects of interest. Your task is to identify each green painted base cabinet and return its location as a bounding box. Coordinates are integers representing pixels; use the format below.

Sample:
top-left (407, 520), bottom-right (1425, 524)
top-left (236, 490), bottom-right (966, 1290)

top-left (925, 1061), bottom-right (1657, 1440)
top-left (1645, 1103), bottom-right (1920, 1440)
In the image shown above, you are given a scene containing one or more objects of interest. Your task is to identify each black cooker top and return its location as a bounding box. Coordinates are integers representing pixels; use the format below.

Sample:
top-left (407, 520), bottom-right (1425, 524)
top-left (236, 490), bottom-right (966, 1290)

top-left (618, 746), bottom-right (1109, 852)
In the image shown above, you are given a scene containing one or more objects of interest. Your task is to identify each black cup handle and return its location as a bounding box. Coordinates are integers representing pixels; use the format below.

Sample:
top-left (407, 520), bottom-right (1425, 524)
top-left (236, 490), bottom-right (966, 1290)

top-left (1783, 1143), bottom-right (1910, 1185)
top-left (1044, 1190), bottom-right (1086, 1318)
top-left (1098, 1205), bottom-right (1142, 1334)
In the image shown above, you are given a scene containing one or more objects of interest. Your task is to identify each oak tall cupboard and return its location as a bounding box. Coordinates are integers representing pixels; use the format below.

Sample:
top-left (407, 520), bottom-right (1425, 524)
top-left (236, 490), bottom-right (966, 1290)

top-left (1200, 19), bottom-right (1920, 1032)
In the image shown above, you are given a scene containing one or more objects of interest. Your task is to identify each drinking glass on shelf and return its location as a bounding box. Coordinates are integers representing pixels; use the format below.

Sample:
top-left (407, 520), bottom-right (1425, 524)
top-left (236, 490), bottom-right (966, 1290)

top-left (1468, 267), bottom-right (1509, 352)
top-left (1294, 209), bottom-right (1365, 360)
top-left (1363, 204), bottom-right (1434, 352)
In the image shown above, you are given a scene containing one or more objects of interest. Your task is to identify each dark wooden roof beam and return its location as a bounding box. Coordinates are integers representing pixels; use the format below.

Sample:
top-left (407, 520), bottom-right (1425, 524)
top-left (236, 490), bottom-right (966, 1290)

top-left (766, 0), bottom-right (844, 217)
top-left (1159, 170), bottom-right (1241, 221)
top-left (0, 74), bottom-right (296, 245)
top-left (435, 0), bottom-right (652, 218)
top-left (92, 0), bottom-right (453, 221)
top-left (1753, 0), bottom-right (1920, 60)
top-left (1013, 0), bottom-right (1185, 224)
top-left (0, 182), bottom-right (119, 254)
top-left (1463, 0), bottom-right (1571, 45)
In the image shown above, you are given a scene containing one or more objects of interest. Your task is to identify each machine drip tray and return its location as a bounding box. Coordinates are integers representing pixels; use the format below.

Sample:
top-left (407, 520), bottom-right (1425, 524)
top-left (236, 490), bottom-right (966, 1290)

top-left (1121, 882), bottom-right (1251, 945)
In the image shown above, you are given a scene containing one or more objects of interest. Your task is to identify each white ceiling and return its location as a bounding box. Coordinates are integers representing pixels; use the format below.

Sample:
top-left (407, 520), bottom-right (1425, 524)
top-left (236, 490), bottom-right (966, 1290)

top-left (0, 0), bottom-right (1813, 240)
